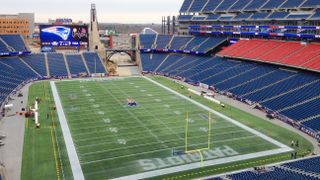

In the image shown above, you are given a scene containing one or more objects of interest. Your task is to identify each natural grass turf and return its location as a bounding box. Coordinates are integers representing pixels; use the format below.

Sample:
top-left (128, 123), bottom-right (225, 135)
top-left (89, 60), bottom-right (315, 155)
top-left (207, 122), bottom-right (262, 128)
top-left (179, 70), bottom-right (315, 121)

top-left (21, 77), bottom-right (313, 180)
top-left (21, 82), bottom-right (73, 180)
top-left (54, 77), bottom-right (290, 179)
top-left (148, 76), bottom-right (313, 179)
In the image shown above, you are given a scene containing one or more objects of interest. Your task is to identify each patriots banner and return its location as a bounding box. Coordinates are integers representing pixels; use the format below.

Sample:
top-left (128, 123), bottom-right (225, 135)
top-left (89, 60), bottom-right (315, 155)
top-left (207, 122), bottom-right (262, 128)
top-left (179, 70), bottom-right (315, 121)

top-left (40, 25), bottom-right (89, 47)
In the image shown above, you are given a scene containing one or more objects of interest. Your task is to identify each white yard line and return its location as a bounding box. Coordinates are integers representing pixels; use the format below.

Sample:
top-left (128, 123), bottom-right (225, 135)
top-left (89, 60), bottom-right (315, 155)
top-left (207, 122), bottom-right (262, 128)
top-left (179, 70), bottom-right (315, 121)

top-left (81, 135), bottom-right (259, 164)
top-left (77, 129), bottom-right (252, 153)
top-left (143, 76), bottom-right (292, 149)
top-left (50, 81), bottom-right (85, 180)
top-left (96, 81), bottom-right (168, 149)
top-left (54, 77), bottom-right (294, 180)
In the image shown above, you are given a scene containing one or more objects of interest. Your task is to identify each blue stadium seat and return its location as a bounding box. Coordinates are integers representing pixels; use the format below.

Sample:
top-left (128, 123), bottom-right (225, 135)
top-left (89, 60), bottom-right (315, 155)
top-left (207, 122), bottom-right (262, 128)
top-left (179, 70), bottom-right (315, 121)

top-left (303, 118), bottom-right (320, 131)
top-left (66, 54), bottom-right (88, 75)
top-left (280, 0), bottom-right (305, 8)
top-left (83, 52), bottom-right (106, 74)
top-left (1, 57), bottom-right (39, 79)
top-left (141, 53), bottom-right (168, 72)
top-left (189, 0), bottom-right (208, 12)
top-left (287, 13), bottom-right (312, 19)
top-left (156, 35), bottom-right (172, 49)
top-left (284, 156), bottom-right (320, 174)
top-left (211, 156), bottom-right (320, 180)
top-left (169, 36), bottom-right (193, 50)
top-left (280, 98), bottom-right (320, 121)
top-left (262, 81), bottom-right (320, 112)
top-left (21, 54), bottom-right (47, 77)
top-left (310, 9), bottom-right (320, 19)
top-left (250, 12), bottom-right (271, 20)
top-left (194, 37), bottom-right (226, 52)
top-left (215, 0), bottom-right (238, 12)
top-left (178, 15), bottom-right (193, 21)
top-left (47, 53), bottom-right (68, 76)
top-left (268, 11), bottom-right (290, 19)
top-left (180, 0), bottom-right (193, 12)
top-left (140, 34), bottom-right (156, 49)
top-left (243, 0), bottom-right (268, 10)
top-left (193, 16), bottom-right (207, 21)
top-left (0, 40), bottom-right (9, 53)
top-left (184, 36), bottom-right (208, 51)
top-left (261, 0), bottom-right (287, 9)
top-left (157, 54), bottom-right (185, 73)
top-left (219, 16), bottom-right (235, 21)
top-left (229, 0), bottom-right (253, 11)
top-left (233, 13), bottom-right (253, 20)
top-left (206, 14), bottom-right (221, 20)
top-left (203, 0), bottom-right (224, 12)
top-left (301, 0), bottom-right (320, 8)
top-left (244, 73), bottom-right (318, 102)
top-left (0, 35), bottom-right (27, 52)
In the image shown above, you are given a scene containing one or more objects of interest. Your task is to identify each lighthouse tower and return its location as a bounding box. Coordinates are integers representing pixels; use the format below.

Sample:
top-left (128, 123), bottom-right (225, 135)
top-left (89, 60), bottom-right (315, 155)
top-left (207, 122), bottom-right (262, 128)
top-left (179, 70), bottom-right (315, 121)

top-left (89, 4), bottom-right (104, 51)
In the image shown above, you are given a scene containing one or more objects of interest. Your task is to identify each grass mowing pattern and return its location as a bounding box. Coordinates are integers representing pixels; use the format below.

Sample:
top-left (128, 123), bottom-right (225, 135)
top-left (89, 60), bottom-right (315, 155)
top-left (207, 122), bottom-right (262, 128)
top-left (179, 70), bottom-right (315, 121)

top-left (148, 76), bottom-right (313, 180)
top-left (21, 82), bottom-right (73, 180)
top-left (55, 77), bottom-right (279, 179)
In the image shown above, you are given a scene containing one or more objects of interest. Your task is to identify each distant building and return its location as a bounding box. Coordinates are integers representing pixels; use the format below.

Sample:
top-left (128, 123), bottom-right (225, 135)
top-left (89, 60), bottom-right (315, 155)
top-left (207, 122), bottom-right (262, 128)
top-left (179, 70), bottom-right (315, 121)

top-left (0, 13), bottom-right (34, 37)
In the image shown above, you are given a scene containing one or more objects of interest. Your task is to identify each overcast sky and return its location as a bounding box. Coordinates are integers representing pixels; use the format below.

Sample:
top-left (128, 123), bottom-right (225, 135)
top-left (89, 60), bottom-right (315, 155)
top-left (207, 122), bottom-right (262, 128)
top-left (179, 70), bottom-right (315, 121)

top-left (0, 0), bottom-right (184, 24)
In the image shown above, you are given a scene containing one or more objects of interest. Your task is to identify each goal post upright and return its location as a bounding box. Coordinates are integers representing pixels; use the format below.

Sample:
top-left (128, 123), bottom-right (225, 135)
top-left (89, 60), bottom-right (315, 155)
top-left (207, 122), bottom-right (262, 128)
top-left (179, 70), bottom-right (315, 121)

top-left (208, 111), bottom-right (212, 150)
top-left (185, 111), bottom-right (212, 154)
top-left (185, 111), bottom-right (189, 153)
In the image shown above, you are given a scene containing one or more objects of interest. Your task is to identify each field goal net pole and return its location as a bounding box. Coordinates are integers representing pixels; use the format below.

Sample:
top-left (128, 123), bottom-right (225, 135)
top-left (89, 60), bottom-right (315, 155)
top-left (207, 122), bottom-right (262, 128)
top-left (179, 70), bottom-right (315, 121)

top-left (185, 111), bottom-right (212, 167)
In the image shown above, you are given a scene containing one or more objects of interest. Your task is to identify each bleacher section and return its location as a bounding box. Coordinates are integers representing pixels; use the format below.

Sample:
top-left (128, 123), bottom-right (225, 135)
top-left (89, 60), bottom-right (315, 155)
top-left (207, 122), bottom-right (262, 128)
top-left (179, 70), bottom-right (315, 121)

top-left (47, 53), bottom-right (69, 77)
top-left (0, 35), bottom-right (27, 52)
top-left (140, 35), bottom-right (227, 54)
top-left (0, 56), bottom-right (39, 106)
top-left (140, 53), bottom-right (320, 136)
top-left (217, 39), bottom-right (320, 72)
top-left (180, 0), bottom-right (320, 15)
top-left (20, 54), bottom-right (47, 77)
top-left (0, 52), bottom-right (106, 107)
top-left (139, 34), bottom-right (156, 49)
top-left (209, 156), bottom-right (320, 180)
top-left (83, 52), bottom-right (107, 74)
top-left (65, 54), bottom-right (88, 75)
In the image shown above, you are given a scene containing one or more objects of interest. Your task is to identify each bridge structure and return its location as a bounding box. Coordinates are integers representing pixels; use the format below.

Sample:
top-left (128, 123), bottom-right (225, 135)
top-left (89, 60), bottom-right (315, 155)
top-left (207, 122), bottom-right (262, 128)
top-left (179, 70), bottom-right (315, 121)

top-left (105, 48), bottom-right (137, 61)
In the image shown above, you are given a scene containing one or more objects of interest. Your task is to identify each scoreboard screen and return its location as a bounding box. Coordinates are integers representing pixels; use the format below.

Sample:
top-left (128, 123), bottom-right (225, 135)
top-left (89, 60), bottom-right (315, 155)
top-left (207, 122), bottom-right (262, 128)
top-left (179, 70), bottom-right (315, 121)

top-left (40, 25), bottom-right (89, 47)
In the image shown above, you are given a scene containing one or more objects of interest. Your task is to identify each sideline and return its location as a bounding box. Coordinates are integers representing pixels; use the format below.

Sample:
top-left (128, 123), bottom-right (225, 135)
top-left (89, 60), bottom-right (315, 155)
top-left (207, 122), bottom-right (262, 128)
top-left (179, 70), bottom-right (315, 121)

top-left (50, 81), bottom-right (85, 180)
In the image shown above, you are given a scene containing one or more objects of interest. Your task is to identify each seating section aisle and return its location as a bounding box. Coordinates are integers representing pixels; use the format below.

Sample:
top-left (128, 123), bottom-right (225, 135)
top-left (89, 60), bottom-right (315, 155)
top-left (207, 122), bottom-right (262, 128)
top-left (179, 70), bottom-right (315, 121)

top-left (0, 52), bottom-right (107, 107)
top-left (47, 53), bottom-right (69, 77)
top-left (0, 35), bottom-right (27, 52)
top-left (141, 53), bottom-right (320, 134)
top-left (83, 52), bottom-right (107, 74)
top-left (0, 57), bottom-right (39, 105)
top-left (209, 156), bottom-right (320, 180)
top-left (21, 54), bottom-right (47, 76)
top-left (66, 54), bottom-right (88, 75)
top-left (217, 39), bottom-right (320, 71)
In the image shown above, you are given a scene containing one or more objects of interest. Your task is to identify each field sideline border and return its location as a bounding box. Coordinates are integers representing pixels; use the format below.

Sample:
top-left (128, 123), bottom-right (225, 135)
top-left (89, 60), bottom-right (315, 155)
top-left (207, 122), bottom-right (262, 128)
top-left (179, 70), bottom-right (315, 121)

top-left (51, 76), bottom-right (293, 180)
top-left (50, 81), bottom-right (85, 180)
top-left (110, 76), bottom-right (293, 180)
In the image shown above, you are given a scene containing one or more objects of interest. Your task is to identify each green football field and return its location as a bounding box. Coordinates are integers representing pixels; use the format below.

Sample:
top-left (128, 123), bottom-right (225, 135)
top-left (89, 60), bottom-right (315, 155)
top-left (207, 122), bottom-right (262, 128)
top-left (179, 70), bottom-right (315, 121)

top-left (50, 76), bottom-right (291, 179)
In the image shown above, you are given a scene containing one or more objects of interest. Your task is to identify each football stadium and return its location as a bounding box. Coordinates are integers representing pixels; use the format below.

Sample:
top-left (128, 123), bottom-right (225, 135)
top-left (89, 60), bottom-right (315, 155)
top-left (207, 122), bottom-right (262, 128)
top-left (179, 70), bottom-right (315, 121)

top-left (0, 0), bottom-right (320, 180)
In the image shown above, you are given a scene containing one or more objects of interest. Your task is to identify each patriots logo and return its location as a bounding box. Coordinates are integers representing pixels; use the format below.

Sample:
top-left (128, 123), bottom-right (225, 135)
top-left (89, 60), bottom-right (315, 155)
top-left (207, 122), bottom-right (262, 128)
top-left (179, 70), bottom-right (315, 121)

top-left (41, 26), bottom-right (71, 40)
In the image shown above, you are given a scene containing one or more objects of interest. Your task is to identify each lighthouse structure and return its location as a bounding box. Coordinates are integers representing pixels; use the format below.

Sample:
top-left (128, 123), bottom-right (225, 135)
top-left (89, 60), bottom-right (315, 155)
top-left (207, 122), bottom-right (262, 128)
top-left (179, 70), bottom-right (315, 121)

top-left (89, 3), bottom-right (104, 51)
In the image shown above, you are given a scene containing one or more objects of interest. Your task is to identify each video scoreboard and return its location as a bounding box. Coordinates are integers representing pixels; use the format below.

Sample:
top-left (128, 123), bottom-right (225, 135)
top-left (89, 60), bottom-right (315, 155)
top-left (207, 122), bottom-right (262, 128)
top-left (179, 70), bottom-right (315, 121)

top-left (40, 25), bottom-right (89, 47)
